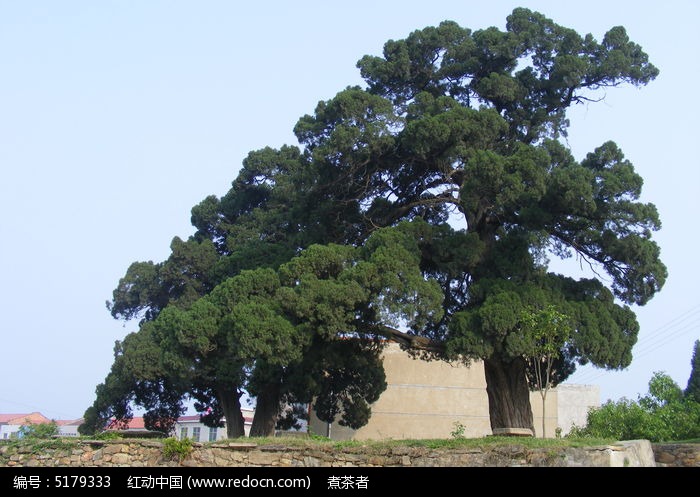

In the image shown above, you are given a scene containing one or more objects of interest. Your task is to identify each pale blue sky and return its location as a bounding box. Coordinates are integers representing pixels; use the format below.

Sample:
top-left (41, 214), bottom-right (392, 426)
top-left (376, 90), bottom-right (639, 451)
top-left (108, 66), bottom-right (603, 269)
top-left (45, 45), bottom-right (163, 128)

top-left (1, 1), bottom-right (698, 420)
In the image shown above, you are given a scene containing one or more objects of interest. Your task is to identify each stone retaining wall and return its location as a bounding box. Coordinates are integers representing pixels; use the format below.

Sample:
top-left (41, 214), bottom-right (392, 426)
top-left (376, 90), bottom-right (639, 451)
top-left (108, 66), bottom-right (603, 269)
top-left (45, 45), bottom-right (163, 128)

top-left (0, 439), bottom-right (657, 467)
top-left (652, 443), bottom-right (700, 467)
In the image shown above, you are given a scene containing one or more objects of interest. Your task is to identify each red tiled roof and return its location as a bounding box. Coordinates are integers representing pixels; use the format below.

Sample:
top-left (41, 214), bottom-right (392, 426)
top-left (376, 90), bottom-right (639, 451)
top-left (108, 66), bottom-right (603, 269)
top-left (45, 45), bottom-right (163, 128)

top-left (0, 412), bottom-right (51, 425)
top-left (107, 417), bottom-right (146, 430)
top-left (55, 419), bottom-right (83, 426)
top-left (177, 415), bottom-right (201, 422)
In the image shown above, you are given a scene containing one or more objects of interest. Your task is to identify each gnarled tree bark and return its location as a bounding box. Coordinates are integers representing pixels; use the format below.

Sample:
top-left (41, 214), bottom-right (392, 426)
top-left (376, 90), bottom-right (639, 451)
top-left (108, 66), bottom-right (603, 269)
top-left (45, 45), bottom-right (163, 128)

top-left (483, 356), bottom-right (534, 434)
top-left (250, 382), bottom-right (281, 437)
top-left (218, 388), bottom-right (245, 439)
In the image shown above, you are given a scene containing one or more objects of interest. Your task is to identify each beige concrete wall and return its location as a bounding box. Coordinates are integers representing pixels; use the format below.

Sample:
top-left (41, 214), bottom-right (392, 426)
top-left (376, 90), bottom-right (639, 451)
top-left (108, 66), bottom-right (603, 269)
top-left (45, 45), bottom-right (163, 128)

top-left (310, 344), bottom-right (490, 439)
top-left (556, 383), bottom-right (599, 435)
top-left (310, 343), bottom-right (594, 440)
top-left (352, 344), bottom-right (491, 440)
top-left (530, 389), bottom-right (558, 439)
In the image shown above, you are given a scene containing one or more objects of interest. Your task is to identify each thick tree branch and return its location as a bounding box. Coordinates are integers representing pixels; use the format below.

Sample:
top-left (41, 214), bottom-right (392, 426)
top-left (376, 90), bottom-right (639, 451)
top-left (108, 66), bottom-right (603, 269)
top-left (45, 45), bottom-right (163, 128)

top-left (374, 325), bottom-right (446, 353)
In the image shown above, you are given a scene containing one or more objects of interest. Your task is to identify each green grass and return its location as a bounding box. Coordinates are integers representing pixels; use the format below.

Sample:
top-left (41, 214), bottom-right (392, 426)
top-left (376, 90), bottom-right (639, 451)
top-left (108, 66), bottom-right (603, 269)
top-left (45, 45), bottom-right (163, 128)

top-left (207, 435), bottom-right (617, 451)
top-left (0, 437), bottom-right (80, 455)
top-left (162, 437), bottom-right (194, 462)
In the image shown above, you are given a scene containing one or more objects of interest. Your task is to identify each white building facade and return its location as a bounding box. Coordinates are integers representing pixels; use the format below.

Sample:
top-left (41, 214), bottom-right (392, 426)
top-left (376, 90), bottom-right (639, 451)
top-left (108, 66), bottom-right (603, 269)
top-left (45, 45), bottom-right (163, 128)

top-left (174, 408), bottom-right (254, 441)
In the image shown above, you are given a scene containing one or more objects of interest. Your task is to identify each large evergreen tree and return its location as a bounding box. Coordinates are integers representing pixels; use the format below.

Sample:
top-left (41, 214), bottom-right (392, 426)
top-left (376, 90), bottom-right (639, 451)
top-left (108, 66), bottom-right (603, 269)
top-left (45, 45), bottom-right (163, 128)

top-left (291, 8), bottom-right (665, 432)
top-left (83, 9), bottom-right (665, 436)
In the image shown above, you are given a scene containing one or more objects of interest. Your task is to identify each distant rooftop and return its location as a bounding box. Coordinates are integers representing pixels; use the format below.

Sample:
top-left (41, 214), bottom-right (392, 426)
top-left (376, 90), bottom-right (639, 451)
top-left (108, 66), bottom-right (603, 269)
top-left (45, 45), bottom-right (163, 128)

top-left (0, 412), bottom-right (51, 425)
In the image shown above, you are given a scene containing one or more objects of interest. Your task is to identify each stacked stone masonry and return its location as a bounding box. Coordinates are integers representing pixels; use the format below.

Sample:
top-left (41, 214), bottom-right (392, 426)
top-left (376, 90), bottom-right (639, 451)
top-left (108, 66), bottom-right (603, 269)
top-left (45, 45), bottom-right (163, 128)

top-left (652, 444), bottom-right (700, 467)
top-left (0, 439), bottom-right (687, 467)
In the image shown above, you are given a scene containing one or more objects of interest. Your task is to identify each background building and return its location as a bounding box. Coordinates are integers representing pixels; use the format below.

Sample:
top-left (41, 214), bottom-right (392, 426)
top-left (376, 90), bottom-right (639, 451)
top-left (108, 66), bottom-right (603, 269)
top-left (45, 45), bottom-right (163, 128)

top-left (0, 412), bottom-right (51, 439)
top-left (56, 419), bottom-right (83, 437)
top-left (174, 408), bottom-right (254, 441)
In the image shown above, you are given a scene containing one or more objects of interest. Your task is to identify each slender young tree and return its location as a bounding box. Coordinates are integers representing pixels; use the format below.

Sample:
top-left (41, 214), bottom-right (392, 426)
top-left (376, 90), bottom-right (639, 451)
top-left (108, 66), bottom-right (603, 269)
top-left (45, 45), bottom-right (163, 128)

top-left (520, 306), bottom-right (572, 437)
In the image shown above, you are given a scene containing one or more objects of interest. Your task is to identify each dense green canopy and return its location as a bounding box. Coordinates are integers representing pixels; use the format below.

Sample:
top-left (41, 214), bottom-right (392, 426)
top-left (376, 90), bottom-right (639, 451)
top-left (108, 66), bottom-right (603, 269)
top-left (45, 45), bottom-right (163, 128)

top-left (82, 8), bottom-right (664, 436)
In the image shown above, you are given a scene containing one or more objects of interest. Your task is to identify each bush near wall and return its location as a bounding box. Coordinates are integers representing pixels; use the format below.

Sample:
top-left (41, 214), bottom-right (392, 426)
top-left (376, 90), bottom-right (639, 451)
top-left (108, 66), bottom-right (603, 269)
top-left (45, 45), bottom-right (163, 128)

top-left (570, 372), bottom-right (700, 442)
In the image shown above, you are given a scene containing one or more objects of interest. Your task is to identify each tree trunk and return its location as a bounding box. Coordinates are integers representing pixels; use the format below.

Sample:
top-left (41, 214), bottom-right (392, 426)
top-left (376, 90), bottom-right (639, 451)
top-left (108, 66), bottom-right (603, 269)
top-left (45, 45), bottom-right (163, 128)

top-left (218, 389), bottom-right (245, 439)
top-left (483, 356), bottom-right (534, 435)
top-left (250, 383), bottom-right (281, 437)
top-left (541, 393), bottom-right (546, 438)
